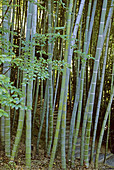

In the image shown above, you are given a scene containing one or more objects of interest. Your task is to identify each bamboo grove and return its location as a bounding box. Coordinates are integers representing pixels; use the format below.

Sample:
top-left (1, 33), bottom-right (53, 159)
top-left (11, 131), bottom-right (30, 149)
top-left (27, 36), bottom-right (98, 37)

top-left (0, 0), bottom-right (114, 169)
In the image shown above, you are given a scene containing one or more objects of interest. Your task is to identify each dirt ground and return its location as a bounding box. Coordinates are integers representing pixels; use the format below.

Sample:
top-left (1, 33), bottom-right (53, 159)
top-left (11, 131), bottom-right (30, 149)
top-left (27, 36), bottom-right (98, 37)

top-left (0, 107), bottom-right (113, 170)
top-left (0, 140), bottom-right (113, 170)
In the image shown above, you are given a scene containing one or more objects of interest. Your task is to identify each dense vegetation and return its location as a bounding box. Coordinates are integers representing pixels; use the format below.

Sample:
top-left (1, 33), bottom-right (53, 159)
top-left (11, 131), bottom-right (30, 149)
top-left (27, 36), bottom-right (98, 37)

top-left (0, 0), bottom-right (114, 169)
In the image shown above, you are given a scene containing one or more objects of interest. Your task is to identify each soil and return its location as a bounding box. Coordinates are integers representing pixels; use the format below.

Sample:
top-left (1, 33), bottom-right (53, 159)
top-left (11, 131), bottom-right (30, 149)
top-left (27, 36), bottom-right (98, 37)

top-left (0, 140), bottom-right (113, 170)
top-left (0, 104), bottom-right (113, 170)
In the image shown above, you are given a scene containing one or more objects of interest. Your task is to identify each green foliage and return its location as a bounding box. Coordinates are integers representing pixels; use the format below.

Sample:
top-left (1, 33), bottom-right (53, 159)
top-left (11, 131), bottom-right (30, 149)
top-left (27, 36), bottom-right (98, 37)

top-left (0, 54), bottom-right (14, 64)
top-left (74, 50), bottom-right (95, 61)
top-left (0, 54), bottom-right (68, 83)
top-left (58, 0), bottom-right (66, 8)
top-left (34, 32), bottom-right (67, 46)
top-left (0, 109), bottom-right (9, 117)
top-left (29, 0), bottom-right (46, 10)
top-left (0, 74), bottom-right (23, 114)
top-left (55, 27), bottom-right (65, 30)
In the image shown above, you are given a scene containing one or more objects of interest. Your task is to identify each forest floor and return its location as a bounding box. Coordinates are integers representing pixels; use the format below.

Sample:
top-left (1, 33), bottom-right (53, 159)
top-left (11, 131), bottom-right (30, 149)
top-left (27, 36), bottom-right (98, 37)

top-left (0, 105), bottom-right (114, 169)
top-left (0, 151), bottom-right (113, 170)
top-left (0, 137), bottom-right (114, 170)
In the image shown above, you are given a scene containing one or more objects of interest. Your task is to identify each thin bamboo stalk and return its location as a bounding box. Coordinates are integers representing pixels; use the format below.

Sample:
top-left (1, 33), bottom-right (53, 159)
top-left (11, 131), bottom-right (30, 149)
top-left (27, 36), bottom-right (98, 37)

top-left (90, 10), bottom-right (113, 162)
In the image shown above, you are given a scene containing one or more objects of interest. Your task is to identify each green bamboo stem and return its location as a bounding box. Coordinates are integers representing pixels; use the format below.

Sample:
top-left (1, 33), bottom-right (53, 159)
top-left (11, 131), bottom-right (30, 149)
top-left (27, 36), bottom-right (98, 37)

top-left (26, 1), bottom-right (37, 168)
top-left (37, 82), bottom-right (48, 153)
top-left (51, 1), bottom-right (59, 94)
top-left (86, 0), bottom-right (98, 53)
top-left (26, 84), bottom-right (32, 169)
top-left (32, 78), bottom-right (39, 130)
top-left (60, 0), bottom-right (77, 167)
top-left (83, 0), bottom-right (92, 106)
top-left (1, 110), bottom-right (5, 147)
top-left (61, 89), bottom-right (67, 169)
top-left (5, 105), bottom-right (11, 157)
top-left (11, 85), bottom-right (26, 160)
top-left (104, 112), bottom-right (110, 163)
top-left (10, 0), bottom-right (15, 46)
top-left (45, 88), bottom-right (49, 151)
top-left (40, 79), bottom-right (43, 121)
top-left (32, 78), bottom-right (36, 103)
top-left (83, 0), bottom-right (108, 167)
top-left (47, 0), bottom-right (53, 155)
top-left (68, 73), bottom-right (81, 161)
top-left (25, 1), bottom-right (33, 167)
top-left (49, 0), bottom-right (73, 168)
top-left (15, 0), bottom-right (26, 93)
top-left (95, 86), bottom-right (114, 168)
top-left (68, 0), bottom-right (77, 108)
top-left (80, 0), bottom-right (103, 164)
top-left (53, 23), bottom-right (64, 113)
top-left (90, 12), bottom-right (113, 162)
top-left (79, 1), bottom-right (99, 163)
top-left (49, 69), bottom-right (67, 169)
top-left (53, 71), bottom-right (60, 112)
top-left (2, 0), bottom-right (11, 157)
top-left (12, 0), bottom-right (24, 128)
top-left (11, 0), bottom-right (33, 162)
top-left (71, 0), bottom-right (92, 166)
